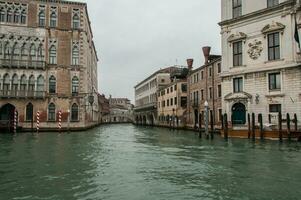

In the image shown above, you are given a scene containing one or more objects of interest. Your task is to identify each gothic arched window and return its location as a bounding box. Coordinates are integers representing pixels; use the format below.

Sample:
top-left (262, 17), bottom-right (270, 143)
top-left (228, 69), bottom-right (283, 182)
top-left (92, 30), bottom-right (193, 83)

top-left (13, 9), bottom-right (20, 23)
top-left (3, 74), bottom-right (10, 95)
top-left (48, 103), bottom-right (56, 121)
top-left (20, 9), bottom-right (26, 24)
top-left (71, 103), bottom-right (79, 121)
top-left (72, 45), bottom-right (79, 65)
top-left (6, 8), bottom-right (12, 23)
top-left (72, 13), bottom-right (80, 29)
top-left (30, 44), bottom-right (36, 61)
top-left (11, 74), bottom-right (18, 96)
top-left (0, 7), bottom-right (5, 22)
top-left (28, 75), bottom-right (35, 96)
top-left (37, 75), bottom-right (44, 97)
top-left (49, 45), bottom-right (56, 64)
top-left (50, 12), bottom-right (57, 27)
top-left (49, 75), bottom-right (56, 94)
top-left (20, 75), bottom-right (27, 96)
top-left (38, 10), bottom-right (45, 27)
top-left (72, 76), bottom-right (79, 95)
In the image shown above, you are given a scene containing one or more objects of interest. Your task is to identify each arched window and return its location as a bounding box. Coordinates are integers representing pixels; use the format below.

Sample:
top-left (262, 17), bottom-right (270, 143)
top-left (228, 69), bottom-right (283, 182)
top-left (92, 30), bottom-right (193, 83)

top-left (49, 12), bottom-right (57, 27)
top-left (37, 75), bottom-right (44, 97)
top-left (12, 43), bottom-right (20, 60)
top-left (4, 42), bottom-right (11, 59)
top-left (30, 44), bottom-right (36, 61)
top-left (11, 74), bottom-right (18, 96)
top-left (71, 103), bottom-right (79, 121)
top-left (72, 45), bottom-right (79, 65)
top-left (7, 8), bottom-right (12, 23)
top-left (37, 44), bottom-right (44, 61)
top-left (3, 74), bottom-right (10, 95)
top-left (0, 7), bottom-right (5, 22)
top-left (72, 13), bottom-right (80, 29)
top-left (49, 45), bottom-right (56, 64)
top-left (26, 103), bottom-right (33, 121)
top-left (21, 43), bottom-right (28, 61)
top-left (13, 9), bottom-right (20, 23)
top-left (72, 76), bottom-right (79, 95)
top-left (38, 10), bottom-right (45, 27)
top-left (20, 75), bottom-right (27, 96)
top-left (20, 10), bottom-right (26, 24)
top-left (28, 75), bottom-right (35, 97)
top-left (49, 75), bottom-right (56, 94)
top-left (48, 103), bottom-right (56, 121)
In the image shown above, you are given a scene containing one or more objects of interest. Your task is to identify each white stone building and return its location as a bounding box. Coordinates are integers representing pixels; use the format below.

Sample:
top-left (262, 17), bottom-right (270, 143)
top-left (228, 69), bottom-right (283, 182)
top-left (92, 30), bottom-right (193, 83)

top-left (219, 0), bottom-right (301, 125)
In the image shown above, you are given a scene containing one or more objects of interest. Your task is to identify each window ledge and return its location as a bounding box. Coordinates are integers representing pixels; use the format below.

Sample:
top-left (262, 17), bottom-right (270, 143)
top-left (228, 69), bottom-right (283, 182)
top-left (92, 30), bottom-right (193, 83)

top-left (230, 65), bottom-right (247, 69)
top-left (265, 93), bottom-right (285, 98)
top-left (264, 59), bottom-right (284, 64)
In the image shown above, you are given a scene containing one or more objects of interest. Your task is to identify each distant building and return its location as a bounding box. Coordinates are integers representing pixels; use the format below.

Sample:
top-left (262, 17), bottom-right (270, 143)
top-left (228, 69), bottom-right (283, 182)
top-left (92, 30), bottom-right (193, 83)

top-left (98, 94), bottom-right (110, 123)
top-left (219, 0), bottom-right (301, 125)
top-left (157, 79), bottom-right (188, 128)
top-left (104, 97), bottom-right (133, 123)
top-left (186, 47), bottom-right (222, 129)
top-left (0, 0), bottom-right (99, 131)
top-left (134, 66), bottom-right (183, 125)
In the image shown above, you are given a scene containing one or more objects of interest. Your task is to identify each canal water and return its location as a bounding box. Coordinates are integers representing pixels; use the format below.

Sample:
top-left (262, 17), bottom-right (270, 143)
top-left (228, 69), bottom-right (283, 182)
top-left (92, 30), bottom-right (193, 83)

top-left (0, 124), bottom-right (301, 200)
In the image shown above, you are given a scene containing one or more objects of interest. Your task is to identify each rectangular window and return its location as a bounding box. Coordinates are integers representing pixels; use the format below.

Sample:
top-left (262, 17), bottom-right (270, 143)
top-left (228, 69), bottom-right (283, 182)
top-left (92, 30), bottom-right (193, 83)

top-left (171, 87), bottom-right (173, 93)
top-left (174, 97), bottom-right (177, 105)
top-left (233, 77), bottom-right (243, 93)
top-left (201, 71), bottom-right (204, 79)
top-left (167, 88), bottom-right (169, 94)
top-left (267, 0), bottom-right (279, 8)
top-left (181, 97), bottom-right (187, 107)
top-left (167, 99), bottom-right (169, 107)
top-left (218, 109), bottom-right (222, 122)
top-left (174, 85), bottom-right (177, 91)
top-left (218, 85), bottom-right (222, 98)
top-left (201, 89), bottom-right (204, 100)
top-left (269, 72), bottom-right (281, 90)
top-left (162, 101), bottom-right (165, 107)
top-left (269, 104), bottom-right (281, 113)
top-left (233, 41), bottom-right (242, 66)
top-left (181, 84), bottom-right (187, 92)
top-left (268, 32), bottom-right (280, 61)
top-left (170, 98), bottom-right (173, 106)
top-left (209, 67), bottom-right (212, 77)
top-left (218, 63), bottom-right (221, 73)
top-left (209, 87), bottom-right (212, 99)
top-left (232, 0), bottom-right (242, 18)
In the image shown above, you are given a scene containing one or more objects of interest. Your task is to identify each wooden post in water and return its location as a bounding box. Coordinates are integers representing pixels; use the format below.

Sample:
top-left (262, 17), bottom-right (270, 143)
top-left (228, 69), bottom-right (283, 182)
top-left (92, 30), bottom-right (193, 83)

top-left (294, 114), bottom-right (298, 132)
top-left (210, 112), bottom-right (214, 140)
top-left (287, 113), bottom-right (291, 142)
top-left (278, 112), bottom-right (283, 142)
top-left (221, 114), bottom-right (224, 131)
top-left (248, 113), bottom-right (251, 139)
top-left (259, 114), bottom-right (264, 140)
top-left (224, 113), bottom-right (228, 140)
top-left (199, 114), bottom-right (202, 138)
top-left (252, 113), bottom-right (256, 141)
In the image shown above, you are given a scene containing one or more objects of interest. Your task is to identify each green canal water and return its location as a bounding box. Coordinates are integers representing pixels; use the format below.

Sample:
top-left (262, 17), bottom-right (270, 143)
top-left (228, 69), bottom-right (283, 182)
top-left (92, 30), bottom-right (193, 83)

top-left (0, 124), bottom-right (301, 200)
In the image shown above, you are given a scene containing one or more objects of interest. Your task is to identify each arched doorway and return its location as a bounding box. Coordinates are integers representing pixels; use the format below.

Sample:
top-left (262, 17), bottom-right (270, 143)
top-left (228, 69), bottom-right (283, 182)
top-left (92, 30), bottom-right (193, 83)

top-left (232, 103), bottom-right (246, 125)
top-left (0, 104), bottom-right (17, 132)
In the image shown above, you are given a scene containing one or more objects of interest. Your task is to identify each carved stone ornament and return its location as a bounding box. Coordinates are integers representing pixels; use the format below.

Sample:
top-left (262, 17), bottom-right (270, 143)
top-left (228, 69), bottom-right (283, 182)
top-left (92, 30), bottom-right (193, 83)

top-left (247, 40), bottom-right (263, 60)
top-left (261, 21), bottom-right (285, 34)
top-left (227, 32), bottom-right (247, 43)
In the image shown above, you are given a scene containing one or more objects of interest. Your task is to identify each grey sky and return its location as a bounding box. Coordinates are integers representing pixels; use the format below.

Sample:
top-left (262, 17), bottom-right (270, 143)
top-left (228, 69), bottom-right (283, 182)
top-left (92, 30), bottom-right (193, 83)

top-left (75, 0), bottom-right (221, 102)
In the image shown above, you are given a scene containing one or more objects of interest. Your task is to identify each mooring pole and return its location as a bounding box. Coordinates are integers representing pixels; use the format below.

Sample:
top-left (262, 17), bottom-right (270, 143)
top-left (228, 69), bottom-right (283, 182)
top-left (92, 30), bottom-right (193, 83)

top-left (210, 111), bottom-right (214, 140)
top-left (248, 113), bottom-right (251, 139)
top-left (36, 111), bottom-right (40, 134)
top-left (278, 112), bottom-right (283, 142)
top-left (252, 113), bottom-right (256, 141)
top-left (259, 114), bottom-right (263, 140)
top-left (205, 101), bottom-right (209, 140)
top-left (224, 113), bottom-right (228, 140)
top-left (199, 113), bottom-right (202, 138)
top-left (294, 114), bottom-right (298, 132)
top-left (287, 113), bottom-right (291, 142)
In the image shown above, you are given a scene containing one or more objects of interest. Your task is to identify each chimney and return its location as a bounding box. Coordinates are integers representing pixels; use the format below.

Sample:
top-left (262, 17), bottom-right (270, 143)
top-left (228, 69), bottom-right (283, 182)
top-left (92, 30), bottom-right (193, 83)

top-left (186, 59), bottom-right (194, 70)
top-left (202, 46), bottom-right (211, 64)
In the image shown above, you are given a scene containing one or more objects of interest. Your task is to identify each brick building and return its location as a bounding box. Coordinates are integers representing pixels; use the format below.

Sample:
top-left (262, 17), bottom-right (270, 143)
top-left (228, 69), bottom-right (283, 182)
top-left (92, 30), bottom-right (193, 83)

top-left (0, 0), bottom-right (99, 131)
top-left (186, 47), bottom-right (222, 129)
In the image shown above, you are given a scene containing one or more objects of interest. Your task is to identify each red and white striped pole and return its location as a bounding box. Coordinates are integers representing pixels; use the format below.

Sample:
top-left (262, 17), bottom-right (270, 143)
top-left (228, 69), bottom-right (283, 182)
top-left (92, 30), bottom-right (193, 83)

top-left (13, 109), bottom-right (17, 134)
top-left (36, 111), bottom-right (40, 133)
top-left (58, 110), bottom-right (62, 133)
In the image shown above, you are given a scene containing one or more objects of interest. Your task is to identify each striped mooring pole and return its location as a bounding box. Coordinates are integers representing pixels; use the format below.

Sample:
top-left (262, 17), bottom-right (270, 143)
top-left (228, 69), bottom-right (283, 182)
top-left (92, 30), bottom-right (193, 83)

top-left (58, 110), bottom-right (62, 133)
top-left (13, 109), bottom-right (17, 134)
top-left (36, 111), bottom-right (40, 133)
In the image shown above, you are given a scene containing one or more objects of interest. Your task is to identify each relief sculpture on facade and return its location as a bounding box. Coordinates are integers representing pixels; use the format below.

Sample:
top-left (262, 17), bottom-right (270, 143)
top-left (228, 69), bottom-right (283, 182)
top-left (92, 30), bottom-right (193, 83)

top-left (247, 40), bottom-right (263, 60)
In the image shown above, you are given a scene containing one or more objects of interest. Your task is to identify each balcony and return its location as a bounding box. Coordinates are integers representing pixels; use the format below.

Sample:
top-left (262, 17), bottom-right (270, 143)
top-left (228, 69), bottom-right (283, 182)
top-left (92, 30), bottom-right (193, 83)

top-left (134, 102), bottom-right (157, 112)
top-left (0, 90), bottom-right (46, 99)
top-left (0, 59), bottom-right (46, 70)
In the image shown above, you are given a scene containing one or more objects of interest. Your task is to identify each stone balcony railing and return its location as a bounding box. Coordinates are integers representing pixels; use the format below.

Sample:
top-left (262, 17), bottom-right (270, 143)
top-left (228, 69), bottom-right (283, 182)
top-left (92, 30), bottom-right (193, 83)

top-left (134, 102), bottom-right (157, 112)
top-left (0, 90), bottom-right (46, 99)
top-left (0, 59), bottom-right (46, 70)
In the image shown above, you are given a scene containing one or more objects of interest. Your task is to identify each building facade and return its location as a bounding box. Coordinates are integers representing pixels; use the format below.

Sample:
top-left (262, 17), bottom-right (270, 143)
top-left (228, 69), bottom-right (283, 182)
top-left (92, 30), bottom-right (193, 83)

top-left (104, 97), bottom-right (133, 123)
top-left (186, 47), bottom-right (222, 129)
top-left (157, 80), bottom-right (188, 128)
top-left (134, 67), bottom-right (177, 125)
top-left (0, 0), bottom-right (99, 131)
top-left (98, 94), bottom-right (110, 123)
top-left (220, 0), bottom-right (301, 126)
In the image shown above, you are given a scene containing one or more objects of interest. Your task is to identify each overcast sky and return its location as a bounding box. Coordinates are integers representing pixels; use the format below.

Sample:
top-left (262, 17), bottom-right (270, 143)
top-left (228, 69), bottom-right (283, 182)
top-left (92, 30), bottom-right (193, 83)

top-left (74, 0), bottom-right (221, 102)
